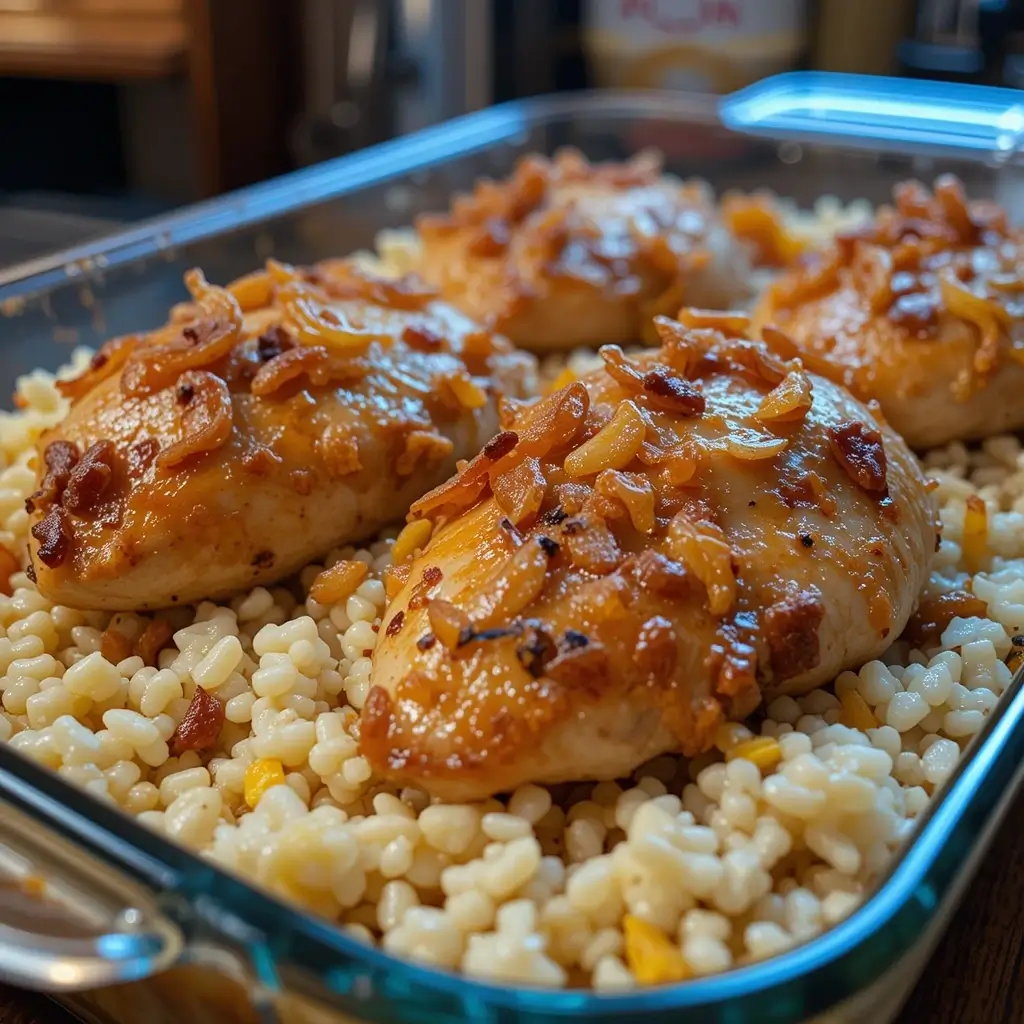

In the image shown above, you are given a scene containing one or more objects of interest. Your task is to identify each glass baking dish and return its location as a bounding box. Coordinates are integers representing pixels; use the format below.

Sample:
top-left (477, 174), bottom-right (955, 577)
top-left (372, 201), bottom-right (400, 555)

top-left (2, 73), bottom-right (1024, 1024)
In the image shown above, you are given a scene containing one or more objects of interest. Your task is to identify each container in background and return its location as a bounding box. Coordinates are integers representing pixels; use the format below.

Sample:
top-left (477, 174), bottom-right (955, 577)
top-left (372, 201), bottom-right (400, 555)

top-left (582, 0), bottom-right (809, 94)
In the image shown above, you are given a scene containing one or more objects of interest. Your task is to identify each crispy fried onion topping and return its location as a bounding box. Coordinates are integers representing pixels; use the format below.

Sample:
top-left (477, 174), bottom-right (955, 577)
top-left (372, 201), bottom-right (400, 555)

top-left (156, 370), bottom-right (234, 469)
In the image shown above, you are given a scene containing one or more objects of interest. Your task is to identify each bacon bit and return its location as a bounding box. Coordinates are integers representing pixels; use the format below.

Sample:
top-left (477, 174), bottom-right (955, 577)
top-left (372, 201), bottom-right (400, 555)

top-left (56, 335), bottom-right (140, 402)
top-left (764, 591), bottom-right (824, 682)
top-left (827, 420), bottom-right (888, 497)
top-left (241, 444), bottom-right (282, 476)
top-left (316, 422), bottom-right (362, 478)
top-left (667, 513), bottom-right (735, 616)
top-left (755, 370), bottom-right (813, 423)
top-left (310, 560), bottom-right (369, 605)
top-left (100, 627), bottom-right (133, 666)
top-left (401, 324), bottom-right (445, 351)
top-left (135, 618), bottom-right (175, 667)
top-left (62, 441), bottom-right (117, 515)
top-left (416, 633), bottom-right (437, 651)
top-left (636, 615), bottom-right (677, 683)
top-left (257, 325), bottom-right (296, 362)
top-left (170, 686), bottom-right (225, 755)
top-left (156, 370), bottom-right (234, 469)
top-left (0, 544), bottom-right (20, 596)
top-left (385, 611), bottom-right (405, 637)
top-left (545, 642), bottom-right (610, 689)
top-left (515, 623), bottom-right (558, 677)
top-left (29, 439), bottom-right (81, 512)
top-left (396, 430), bottom-right (455, 477)
top-left (290, 469), bottom-right (315, 496)
top-left (776, 469), bottom-right (837, 516)
top-left (427, 599), bottom-right (471, 650)
top-left (31, 507), bottom-right (73, 568)
top-left (709, 611), bottom-right (760, 704)
top-left (633, 549), bottom-right (690, 598)
top-left (408, 565), bottom-right (444, 611)
top-left (127, 438), bottom-right (160, 477)
top-left (962, 495), bottom-right (989, 574)
top-left (641, 369), bottom-right (706, 416)
top-left (482, 431), bottom-right (518, 460)
top-left (492, 457), bottom-right (547, 526)
top-left (594, 469), bottom-right (656, 533)
top-left (563, 514), bottom-right (621, 575)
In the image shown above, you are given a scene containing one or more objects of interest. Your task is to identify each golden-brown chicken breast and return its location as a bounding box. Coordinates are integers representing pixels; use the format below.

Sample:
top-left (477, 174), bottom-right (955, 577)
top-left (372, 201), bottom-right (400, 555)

top-left (362, 313), bottom-right (937, 800)
top-left (413, 148), bottom-right (750, 351)
top-left (27, 261), bottom-right (535, 611)
top-left (752, 176), bottom-right (1024, 449)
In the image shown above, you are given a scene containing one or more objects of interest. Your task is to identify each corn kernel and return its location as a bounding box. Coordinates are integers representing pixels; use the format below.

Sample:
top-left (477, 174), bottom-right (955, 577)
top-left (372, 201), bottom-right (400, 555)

top-left (245, 758), bottom-right (286, 809)
top-left (384, 563), bottom-right (412, 601)
top-left (623, 914), bottom-right (692, 985)
top-left (547, 367), bottom-right (576, 394)
top-left (392, 519), bottom-right (433, 566)
top-left (726, 736), bottom-right (782, 771)
top-left (448, 371), bottom-right (488, 410)
top-left (962, 495), bottom-right (988, 574)
top-left (839, 690), bottom-right (877, 731)
top-left (714, 721), bottom-right (753, 753)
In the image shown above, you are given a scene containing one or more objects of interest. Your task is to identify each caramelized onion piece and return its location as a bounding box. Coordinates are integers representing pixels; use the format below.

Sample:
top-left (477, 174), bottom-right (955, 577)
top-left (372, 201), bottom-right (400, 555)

top-left (564, 399), bottom-right (645, 478)
top-left (156, 370), bottom-right (234, 469)
top-left (594, 469), bottom-right (656, 533)
top-left (491, 457), bottom-right (547, 526)
top-left (279, 282), bottom-right (377, 355)
top-left (56, 336), bottom-right (139, 402)
top-left (121, 270), bottom-right (243, 398)
top-left (938, 268), bottom-right (1010, 378)
top-left (250, 345), bottom-right (366, 397)
top-left (461, 535), bottom-right (555, 629)
top-left (755, 369), bottom-right (814, 423)
top-left (667, 512), bottom-right (736, 616)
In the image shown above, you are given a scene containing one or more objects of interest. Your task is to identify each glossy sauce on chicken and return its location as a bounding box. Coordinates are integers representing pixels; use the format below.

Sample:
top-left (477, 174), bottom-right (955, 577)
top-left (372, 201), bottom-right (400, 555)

top-left (27, 262), bottom-right (535, 610)
top-left (363, 314), bottom-right (938, 800)
top-left (414, 149), bottom-right (750, 351)
top-left (754, 176), bottom-right (1024, 448)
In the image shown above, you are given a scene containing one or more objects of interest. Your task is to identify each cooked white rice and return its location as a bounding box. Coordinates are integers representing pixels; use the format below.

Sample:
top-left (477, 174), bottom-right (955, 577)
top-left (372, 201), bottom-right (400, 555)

top-left (0, 197), bottom-right (1015, 991)
top-left (0, 348), bottom-right (1017, 991)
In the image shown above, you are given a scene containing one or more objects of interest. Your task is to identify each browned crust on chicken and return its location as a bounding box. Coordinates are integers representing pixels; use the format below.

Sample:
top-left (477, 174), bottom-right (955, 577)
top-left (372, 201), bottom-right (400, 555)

top-left (362, 313), bottom-right (937, 799)
top-left (414, 148), bottom-right (749, 350)
top-left (27, 261), bottom-right (535, 610)
top-left (753, 176), bottom-right (1024, 448)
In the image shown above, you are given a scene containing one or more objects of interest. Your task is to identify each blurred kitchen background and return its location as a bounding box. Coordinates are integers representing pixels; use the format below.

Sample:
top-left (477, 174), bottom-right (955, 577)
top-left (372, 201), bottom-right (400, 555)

top-left (1, 0), bottom-right (1023, 267)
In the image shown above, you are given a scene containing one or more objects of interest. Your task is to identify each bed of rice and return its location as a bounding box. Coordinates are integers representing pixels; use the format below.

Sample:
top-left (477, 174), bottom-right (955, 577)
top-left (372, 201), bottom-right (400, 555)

top-left (0, 346), bottom-right (1020, 992)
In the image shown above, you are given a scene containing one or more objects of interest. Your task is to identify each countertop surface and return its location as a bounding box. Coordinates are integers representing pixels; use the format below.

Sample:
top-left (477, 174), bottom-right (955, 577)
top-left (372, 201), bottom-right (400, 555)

top-left (0, 787), bottom-right (1021, 1024)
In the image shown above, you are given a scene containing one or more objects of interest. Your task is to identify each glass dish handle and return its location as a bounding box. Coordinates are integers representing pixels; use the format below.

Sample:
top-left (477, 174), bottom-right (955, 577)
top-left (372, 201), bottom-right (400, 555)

top-left (721, 71), bottom-right (1024, 156)
top-left (0, 916), bottom-right (181, 992)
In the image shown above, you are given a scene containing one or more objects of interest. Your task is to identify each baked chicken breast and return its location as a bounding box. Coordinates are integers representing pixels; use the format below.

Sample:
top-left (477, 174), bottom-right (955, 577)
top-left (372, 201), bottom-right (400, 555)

top-left (753, 176), bottom-right (1024, 449)
top-left (413, 148), bottom-right (750, 351)
top-left (362, 312), bottom-right (937, 800)
top-left (27, 261), bottom-right (535, 610)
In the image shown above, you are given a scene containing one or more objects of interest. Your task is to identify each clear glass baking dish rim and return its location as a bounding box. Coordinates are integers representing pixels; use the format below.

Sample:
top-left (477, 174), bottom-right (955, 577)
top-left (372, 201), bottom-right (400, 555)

top-left (1, 76), bottom-right (1024, 1018)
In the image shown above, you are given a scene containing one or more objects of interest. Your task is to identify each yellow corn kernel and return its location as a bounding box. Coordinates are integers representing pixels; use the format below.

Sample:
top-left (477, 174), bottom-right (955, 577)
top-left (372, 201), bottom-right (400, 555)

top-left (392, 518), bottom-right (433, 566)
top-left (448, 370), bottom-right (488, 410)
top-left (245, 758), bottom-right (286, 809)
top-left (962, 494), bottom-right (988, 574)
top-left (547, 367), bottom-right (576, 394)
top-left (623, 915), bottom-right (692, 985)
top-left (714, 721), bottom-right (753, 754)
top-left (726, 736), bottom-right (782, 771)
top-left (839, 690), bottom-right (877, 732)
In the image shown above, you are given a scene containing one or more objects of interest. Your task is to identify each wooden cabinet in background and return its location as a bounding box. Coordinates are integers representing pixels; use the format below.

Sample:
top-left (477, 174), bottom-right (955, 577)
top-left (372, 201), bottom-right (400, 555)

top-left (0, 0), bottom-right (299, 198)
